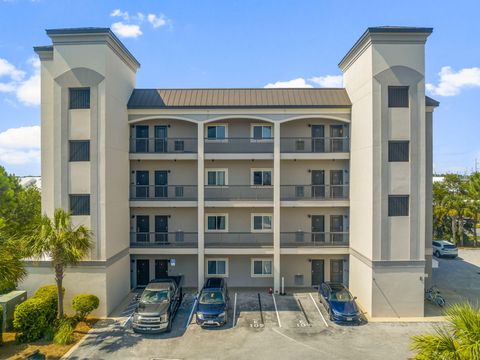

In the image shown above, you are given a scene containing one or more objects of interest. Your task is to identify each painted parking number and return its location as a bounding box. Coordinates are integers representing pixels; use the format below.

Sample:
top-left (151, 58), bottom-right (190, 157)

top-left (297, 319), bottom-right (308, 327)
top-left (250, 319), bottom-right (264, 328)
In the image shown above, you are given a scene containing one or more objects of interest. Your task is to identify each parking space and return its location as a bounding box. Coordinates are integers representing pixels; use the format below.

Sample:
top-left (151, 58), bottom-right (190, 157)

top-left (69, 287), bottom-right (429, 360)
top-left (116, 288), bottom-right (198, 338)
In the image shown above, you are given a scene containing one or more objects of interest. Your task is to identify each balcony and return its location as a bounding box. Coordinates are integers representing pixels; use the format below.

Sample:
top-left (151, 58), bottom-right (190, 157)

top-left (205, 185), bottom-right (273, 201)
top-left (205, 232), bottom-right (273, 248)
top-left (281, 185), bottom-right (349, 201)
top-left (280, 232), bottom-right (349, 247)
top-left (130, 232), bottom-right (198, 248)
top-left (204, 138), bottom-right (273, 154)
top-left (130, 185), bottom-right (197, 201)
top-left (130, 138), bottom-right (197, 154)
top-left (280, 137), bottom-right (349, 153)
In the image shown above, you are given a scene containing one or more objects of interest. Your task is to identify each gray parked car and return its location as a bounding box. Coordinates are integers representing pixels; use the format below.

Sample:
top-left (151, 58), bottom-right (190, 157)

top-left (432, 240), bottom-right (458, 258)
top-left (132, 276), bottom-right (183, 333)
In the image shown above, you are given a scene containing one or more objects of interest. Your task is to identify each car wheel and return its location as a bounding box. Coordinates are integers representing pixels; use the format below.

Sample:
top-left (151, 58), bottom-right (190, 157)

top-left (434, 251), bottom-right (441, 258)
top-left (166, 319), bottom-right (172, 332)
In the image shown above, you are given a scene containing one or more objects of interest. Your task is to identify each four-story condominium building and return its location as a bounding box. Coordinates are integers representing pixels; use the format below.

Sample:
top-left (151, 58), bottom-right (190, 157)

top-left (26, 26), bottom-right (438, 318)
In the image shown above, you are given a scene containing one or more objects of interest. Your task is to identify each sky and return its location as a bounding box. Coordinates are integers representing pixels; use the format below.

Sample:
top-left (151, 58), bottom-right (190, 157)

top-left (0, 0), bottom-right (479, 176)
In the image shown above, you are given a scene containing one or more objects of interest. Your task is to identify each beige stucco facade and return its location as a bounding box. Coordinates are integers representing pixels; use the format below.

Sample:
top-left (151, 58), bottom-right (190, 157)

top-left (23, 26), bottom-right (437, 318)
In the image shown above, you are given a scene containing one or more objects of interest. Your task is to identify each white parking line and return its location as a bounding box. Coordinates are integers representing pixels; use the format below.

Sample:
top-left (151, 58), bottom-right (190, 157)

top-left (122, 313), bottom-right (133, 328)
top-left (309, 293), bottom-right (328, 327)
top-left (186, 294), bottom-right (198, 328)
top-left (233, 292), bottom-right (237, 327)
top-left (272, 294), bottom-right (282, 328)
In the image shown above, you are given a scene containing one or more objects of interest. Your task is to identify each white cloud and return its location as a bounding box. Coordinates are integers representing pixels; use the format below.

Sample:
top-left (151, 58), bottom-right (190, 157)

top-left (264, 78), bottom-right (313, 88)
top-left (110, 9), bottom-right (129, 20)
top-left (111, 22), bottom-right (142, 38)
top-left (0, 58), bottom-right (25, 81)
top-left (0, 126), bottom-right (40, 165)
top-left (309, 75), bottom-right (343, 88)
top-left (427, 66), bottom-right (480, 96)
top-left (16, 72), bottom-right (40, 106)
top-left (147, 13), bottom-right (168, 28)
top-left (0, 57), bottom-right (40, 106)
top-left (264, 74), bottom-right (343, 89)
top-left (110, 9), bottom-right (171, 37)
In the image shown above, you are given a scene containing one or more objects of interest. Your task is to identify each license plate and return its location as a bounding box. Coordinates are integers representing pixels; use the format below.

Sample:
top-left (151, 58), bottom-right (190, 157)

top-left (346, 317), bottom-right (353, 321)
top-left (205, 320), bottom-right (215, 324)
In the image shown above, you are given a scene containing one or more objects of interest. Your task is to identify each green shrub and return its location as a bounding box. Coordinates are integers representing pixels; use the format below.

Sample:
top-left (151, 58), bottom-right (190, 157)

top-left (13, 285), bottom-right (63, 343)
top-left (72, 294), bottom-right (99, 321)
top-left (0, 304), bottom-right (3, 346)
top-left (53, 317), bottom-right (75, 345)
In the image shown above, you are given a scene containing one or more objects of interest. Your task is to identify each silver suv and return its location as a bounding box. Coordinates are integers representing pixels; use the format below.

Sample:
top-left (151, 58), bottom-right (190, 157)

top-left (432, 240), bottom-right (458, 258)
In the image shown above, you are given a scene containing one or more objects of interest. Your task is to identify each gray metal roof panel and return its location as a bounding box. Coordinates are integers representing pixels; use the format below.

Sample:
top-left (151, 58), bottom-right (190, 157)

top-left (425, 96), bottom-right (440, 107)
top-left (127, 88), bottom-right (352, 109)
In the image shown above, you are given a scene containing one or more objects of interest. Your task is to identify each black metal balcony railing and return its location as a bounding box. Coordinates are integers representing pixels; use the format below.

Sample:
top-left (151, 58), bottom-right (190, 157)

top-left (280, 232), bottom-right (349, 247)
top-left (130, 232), bottom-right (198, 247)
top-left (130, 138), bottom-right (197, 154)
top-left (205, 232), bottom-right (273, 248)
top-left (281, 185), bottom-right (349, 200)
top-left (130, 185), bottom-right (197, 201)
top-left (205, 185), bottom-right (273, 201)
top-left (204, 138), bottom-right (274, 153)
top-left (280, 137), bottom-right (349, 153)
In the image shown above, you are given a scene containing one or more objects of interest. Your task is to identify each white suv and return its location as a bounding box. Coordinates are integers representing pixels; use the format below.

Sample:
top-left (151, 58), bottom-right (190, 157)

top-left (432, 240), bottom-right (458, 258)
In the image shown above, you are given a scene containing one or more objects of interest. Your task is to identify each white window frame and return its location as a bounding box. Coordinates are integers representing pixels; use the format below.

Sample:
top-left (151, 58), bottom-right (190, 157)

top-left (205, 168), bottom-right (228, 186)
top-left (251, 168), bottom-right (273, 186)
top-left (205, 124), bottom-right (228, 142)
top-left (251, 213), bottom-right (273, 232)
top-left (205, 213), bottom-right (229, 232)
top-left (250, 123), bottom-right (273, 142)
top-left (206, 258), bottom-right (229, 277)
top-left (251, 258), bottom-right (273, 278)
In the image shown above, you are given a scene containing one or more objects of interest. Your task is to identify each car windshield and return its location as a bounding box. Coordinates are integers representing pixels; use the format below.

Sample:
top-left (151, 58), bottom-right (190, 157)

top-left (329, 288), bottom-right (353, 302)
top-left (199, 290), bottom-right (224, 304)
top-left (140, 289), bottom-right (169, 304)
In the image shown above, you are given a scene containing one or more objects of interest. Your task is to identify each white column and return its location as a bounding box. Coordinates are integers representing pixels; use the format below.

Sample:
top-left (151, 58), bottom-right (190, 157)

top-left (197, 123), bottom-right (205, 291)
top-left (273, 122), bottom-right (281, 293)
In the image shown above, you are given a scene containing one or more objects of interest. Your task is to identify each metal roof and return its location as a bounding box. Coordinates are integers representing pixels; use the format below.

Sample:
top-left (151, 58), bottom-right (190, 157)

top-left (127, 88), bottom-right (352, 109)
top-left (425, 96), bottom-right (440, 107)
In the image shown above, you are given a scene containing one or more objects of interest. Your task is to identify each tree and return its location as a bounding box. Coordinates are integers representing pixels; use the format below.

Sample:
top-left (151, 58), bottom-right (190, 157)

top-left (411, 303), bottom-right (480, 359)
top-left (434, 174), bottom-right (470, 245)
top-left (0, 166), bottom-right (41, 292)
top-left (0, 230), bottom-right (26, 293)
top-left (24, 209), bottom-right (92, 318)
top-left (467, 172), bottom-right (480, 247)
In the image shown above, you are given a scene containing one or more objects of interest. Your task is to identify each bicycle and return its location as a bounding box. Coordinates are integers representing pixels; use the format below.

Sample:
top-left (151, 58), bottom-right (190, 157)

top-left (425, 286), bottom-right (445, 307)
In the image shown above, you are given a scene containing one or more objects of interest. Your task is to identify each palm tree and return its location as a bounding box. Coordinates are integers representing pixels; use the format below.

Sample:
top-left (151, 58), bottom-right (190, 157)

top-left (0, 222), bottom-right (27, 292)
top-left (0, 240), bottom-right (26, 291)
top-left (24, 209), bottom-right (92, 318)
top-left (411, 303), bottom-right (480, 359)
top-left (467, 173), bottom-right (480, 247)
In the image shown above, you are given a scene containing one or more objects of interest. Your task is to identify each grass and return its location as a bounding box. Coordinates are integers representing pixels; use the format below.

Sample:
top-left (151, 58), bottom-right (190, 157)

top-left (0, 318), bottom-right (97, 360)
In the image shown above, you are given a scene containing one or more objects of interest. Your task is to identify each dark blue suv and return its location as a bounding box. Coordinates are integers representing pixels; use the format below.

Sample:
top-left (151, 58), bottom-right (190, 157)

top-left (319, 282), bottom-right (362, 324)
top-left (196, 278), bottom-right (229, 327)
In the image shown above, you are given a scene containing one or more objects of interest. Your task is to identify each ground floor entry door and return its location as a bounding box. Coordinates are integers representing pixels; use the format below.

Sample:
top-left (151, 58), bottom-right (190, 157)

top-left (136, 259), bottom-right (150, 287)
top-left (311, 260), bottom-right (325, 287)
top-left (155, 260), bottom-right (169, 279)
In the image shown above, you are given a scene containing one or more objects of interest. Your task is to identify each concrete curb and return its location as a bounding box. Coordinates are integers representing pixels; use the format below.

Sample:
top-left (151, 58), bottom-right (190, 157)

top-left (366, 316), bottom-right (446, 323)
top-left (60, 317), bottom-right (112, 360)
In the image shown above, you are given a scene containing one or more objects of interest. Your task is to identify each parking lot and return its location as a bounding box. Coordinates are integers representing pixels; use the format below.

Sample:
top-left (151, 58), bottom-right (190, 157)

top-left (66, 287), bottom-right (434, 360)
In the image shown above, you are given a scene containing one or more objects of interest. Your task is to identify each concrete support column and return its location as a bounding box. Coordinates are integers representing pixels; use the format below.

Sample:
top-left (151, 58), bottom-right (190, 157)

top-left (197, 123), bottom-right (205, 291)
top-left (273, 122), bottom-right (281, 293)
